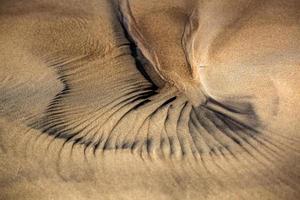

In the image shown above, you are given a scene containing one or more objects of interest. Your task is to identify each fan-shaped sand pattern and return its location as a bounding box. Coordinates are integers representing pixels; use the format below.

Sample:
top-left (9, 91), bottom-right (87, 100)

top-left (0, 0), bottom-right (300, 199)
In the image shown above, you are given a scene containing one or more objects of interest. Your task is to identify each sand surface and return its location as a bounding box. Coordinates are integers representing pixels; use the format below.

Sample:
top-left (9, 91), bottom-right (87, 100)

top-left (0, 0), bottom-right (299, 199)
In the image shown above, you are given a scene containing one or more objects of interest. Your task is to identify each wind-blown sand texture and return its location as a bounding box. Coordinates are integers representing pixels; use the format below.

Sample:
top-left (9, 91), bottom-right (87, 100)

top-left (0, 0), bottom-right (299, 199)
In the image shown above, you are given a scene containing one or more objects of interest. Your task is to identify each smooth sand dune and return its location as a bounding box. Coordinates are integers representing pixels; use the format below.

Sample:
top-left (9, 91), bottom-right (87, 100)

top-left (0, 0), bottom-right (299, 199)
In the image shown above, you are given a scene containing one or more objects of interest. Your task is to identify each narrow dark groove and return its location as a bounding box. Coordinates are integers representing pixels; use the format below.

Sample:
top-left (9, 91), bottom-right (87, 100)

top-left (201, 111), bottom-right (232, 151)
top-left (146, 138), bottom-right (153, 156)
top-left (39, 88), bottom-right (154, 140)
top-left (188, 119), bottom-right (204, 156)
top-left (205, 110), bottom-right (243, 147)
top-left (128, 97), bottom-right (176, 155)
top-left (120, 142), bottom-right (131, 149)
top-left (206, 97), bottom-right (254, 115)
top-left (175, 102), bottom-right (189, 157)
top-left (47, 84), bottom-right (70, 107)
top-left (190, 112), bottom-right (211, 153)
top-left (51, 86), bottom-right (152, 127)
top-left (101, 98), bottom-right (145, 150)
top-left (117, 4), bottom-right (159, 90)
top-left (76, 92), bottom-right (154, 150)
top-left (130, 140), bottom-right (139, 150)
top-left (163, 109), bottom-right (174, 156)
top-left (132, 99), bottom-right (152, 110)
top-left (81, 89), bottom-right (155, 141)
top-left (229, 124), bottom-right (283, 163)
top-left (206, 106), bottom-right (260, 134)
top-left (215, 114), bottom-right (270, 165)
top-left (96, 96), bottom-right (154, 151)
top-left (193, 107), bottom-right (216, 134)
